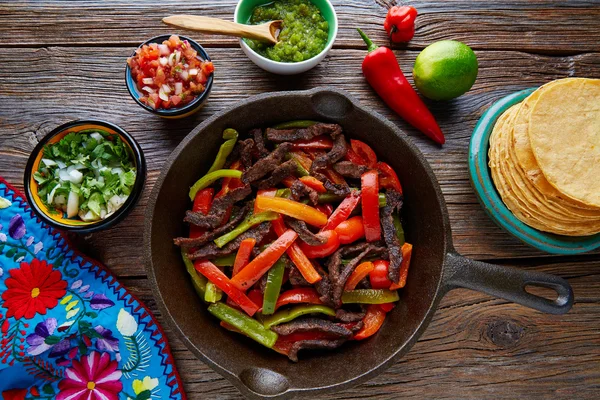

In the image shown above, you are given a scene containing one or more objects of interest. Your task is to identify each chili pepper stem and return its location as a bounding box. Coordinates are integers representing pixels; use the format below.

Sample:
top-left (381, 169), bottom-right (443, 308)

top-left (357, 28), bottom-right (378, 53)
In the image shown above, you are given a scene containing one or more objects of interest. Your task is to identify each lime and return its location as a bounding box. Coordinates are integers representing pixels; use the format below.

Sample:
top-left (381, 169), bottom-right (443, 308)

top-left (413, 40), bottom-right (478, 101)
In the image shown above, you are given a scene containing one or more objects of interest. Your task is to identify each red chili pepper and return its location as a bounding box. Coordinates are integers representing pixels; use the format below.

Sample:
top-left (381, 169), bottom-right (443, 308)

top-left (298, 230), bottom-right (340, 259)
top-left (390, 242), bottom-right (413, 289)
top-left (350, 140), bottom-right (378, 168)
top-left (291, 135), bottom-right (334, 150)
top-left (230, 229), bottom-right (298, 290)
top-left (272, 217), bottom-right (322, 284)
top-left (274, 288), bottom-right (323, 311)
top-left (361, 170), bottom-right (381, 242)
top-left (369, 259), bottom-right (393, 289)
top-left (376, 161), bottom-right (403, 194)
top-left (189, 188), bottom-right (214, 239)
top-left (322, 190), bottom-right (362, 231)
top-left (383, 6), bottom-right (417, 43)
top-left (299, 176), bottom-right (327, 193)
top-left (353, 304), bottom-right (388, 340)
top-left (357, 28), bottom-right (445, 145)
top-left (334, 216), bottom-right (365, 244)
top-left (194, 260), bottom-right (259, 316)
top-left (315, 203), bottom-right (334, 217)
top-left (232, 238), bottom-right (256, 276)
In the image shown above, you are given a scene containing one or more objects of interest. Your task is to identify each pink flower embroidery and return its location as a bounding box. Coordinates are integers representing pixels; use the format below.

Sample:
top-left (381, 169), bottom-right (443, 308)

top-left (57, 351), bottom-right (122, 400)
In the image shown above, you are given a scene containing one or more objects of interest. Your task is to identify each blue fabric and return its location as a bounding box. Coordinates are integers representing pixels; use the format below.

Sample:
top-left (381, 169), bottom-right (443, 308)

top-left (0, 178), bottom-right (185, 400)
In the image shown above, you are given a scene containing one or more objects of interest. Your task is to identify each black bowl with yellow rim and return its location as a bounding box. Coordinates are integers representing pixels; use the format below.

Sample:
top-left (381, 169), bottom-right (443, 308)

top-left (24, 119), bottom-right (146, 233)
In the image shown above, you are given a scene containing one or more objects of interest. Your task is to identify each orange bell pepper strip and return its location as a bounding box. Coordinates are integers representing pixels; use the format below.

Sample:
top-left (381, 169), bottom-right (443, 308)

top-left (299, 176), bottom-right (327, 193)
top-left (322, 190), bottom-right (361, 231)
top-left (272, 217), bottom-right (321, 284)
top-left (255, 195), bottom-right (328, 227)
top-left (390, 242), bottom-right (413, 289)
top-left (194, 260), bottom-right (258, 316)
top-left (232, 238), bottom-right (256, 276)
top-left (231, 229), bottom-right (298, 290)
top-left (254, 188), bottom-right (277, 214)
top-left (344, 261), bottom-right (375, 291)
top-left (353, 304), bottom-right (387, 340)
top-left (361, 170), bottom-right (381, 242)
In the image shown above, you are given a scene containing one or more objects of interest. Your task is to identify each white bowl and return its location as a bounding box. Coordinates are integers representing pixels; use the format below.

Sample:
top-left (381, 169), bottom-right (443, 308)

top-left (234, 0), bottom-right (338, 75)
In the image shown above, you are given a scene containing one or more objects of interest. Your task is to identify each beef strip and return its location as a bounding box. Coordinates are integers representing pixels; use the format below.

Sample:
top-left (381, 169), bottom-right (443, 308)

top-left (287, 339), bottom-right (346, 362)
top-left (242, 142), bottom-right (292, 184)
top-left (251, 128), bottom-right (270, 158)
top-left (258, 272), bottom-right (269, 294)
top-left (238, 138), bottom-right (255, 170)
top-left (184, 185), bottom-right (252, 228)
top-left (333, 161), bottom-right (368, 179)
top-left (284, 216), bottom-right (326, 246)
top-left (174, 202), bottom-right (251, 248)
top-left (382, 189), bottom-right (404, 282)
top-left (187, 221), bottom-right (271, 260)
top-left (320, 175), bottom-right (351, 197)
top-left (266, 123), bottom-right (342, 143)
top-left (315, 274), bottom-right (333, 306)
top-left (310, 134), bottom-right (348, 172)
top-left (256, 159), bottom-right (297, 189)
top-left (271, 318), bottom-right (353, 338)
top-left (288, 264), bottom-right (311, 286)
top-left (290, 178), bottom-right (319, 205)
top-left (349, 320), bottom-right (364, 333)
top-left (335, 309), bottom-right (366, 322)
top-left (332, 246), bottom-right (374, 306)
top-left (357, 276), bottom-right (372, 289)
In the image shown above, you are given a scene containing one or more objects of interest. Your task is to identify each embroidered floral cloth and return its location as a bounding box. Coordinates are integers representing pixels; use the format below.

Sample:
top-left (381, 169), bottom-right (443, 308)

top-left (0, 178), bottom-right (186, 400)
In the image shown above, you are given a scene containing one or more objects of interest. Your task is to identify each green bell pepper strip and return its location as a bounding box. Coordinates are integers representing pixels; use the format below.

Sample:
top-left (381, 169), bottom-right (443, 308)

top-left (393, 214), bottom-right (405, 245)
top-left (189, 169), bottom-right (242, 201)
top-left (204, 282), bottom-right (223, 303)
top-left (181, 250), bottom-right (207, 298)
top-left (341, 289), bottom-right (400, 304)
top-left (214, 211), bottom-right (279, 248)
top-left (208, 302), bottom-right (278, 348)
top-left (276, 188), bottom-right (292, 198)
top-left (262, 258), bottom-right (286, 315)
top-left (272, 120), bottom-right (318, 129)
top-left (263, 305), bottom-right (336, 329)
top-left (212, 254), bottom-right (236, 267)
top-left (207, 129), bottom-right (239, 175)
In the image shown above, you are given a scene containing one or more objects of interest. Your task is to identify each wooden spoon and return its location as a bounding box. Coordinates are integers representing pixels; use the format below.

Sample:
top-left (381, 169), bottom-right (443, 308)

top-left (163, 15), bottom-right (282, 45)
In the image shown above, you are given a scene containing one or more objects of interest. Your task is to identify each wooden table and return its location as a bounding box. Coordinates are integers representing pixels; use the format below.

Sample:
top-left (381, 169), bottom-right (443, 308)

top-left (1, 1), bottom-right (599, 398)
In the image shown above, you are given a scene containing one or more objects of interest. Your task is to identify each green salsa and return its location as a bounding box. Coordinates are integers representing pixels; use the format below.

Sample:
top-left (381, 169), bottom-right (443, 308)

top-left (245, 0), bottom-right (329, 63)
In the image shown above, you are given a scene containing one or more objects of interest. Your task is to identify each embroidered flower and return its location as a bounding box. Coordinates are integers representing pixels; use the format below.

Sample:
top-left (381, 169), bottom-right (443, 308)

top-left (26, 318), bottom-right (58, 355)
top-left (0, 232), bottom-right (6, 242)
top-left (49, 338), bottom-right (73, 358)
top-left (1, 389), bottom-right (27, 400)
top-left (94, 325), bottom-right (119, 352)
top-left (0, 195), bottom-right (12, 209)
top-left (33, 241), bottom-right (44, 255)
top-left (57, 351), bottom-right (122, 400)
top-left (2, 259), bottom-right (67, 319)
top-left (26, 236), bottom-right (35, 246)
top-left (90, 293), bottom-right (115, 310)
top-left (8, 214), bottom-right (26, 240)
top-left (132, 376), bottom-right (159, 399)
top-left (116, 309), bottom-right (138, 337)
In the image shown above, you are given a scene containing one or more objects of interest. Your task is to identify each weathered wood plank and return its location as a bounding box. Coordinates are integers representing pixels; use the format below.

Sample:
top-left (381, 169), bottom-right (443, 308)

top-left (1, 1), bottom-right (599, 53)
top-left (1, 47), bottom-right (599, 276)
top-left (121, 257), bottom-right (600, 398)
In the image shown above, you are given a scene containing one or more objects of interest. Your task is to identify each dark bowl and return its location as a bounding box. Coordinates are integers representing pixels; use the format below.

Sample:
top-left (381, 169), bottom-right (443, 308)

top-left (125, 34), bottom-right (214, 119)
top-left (24, 119), bottom-right (146, 234)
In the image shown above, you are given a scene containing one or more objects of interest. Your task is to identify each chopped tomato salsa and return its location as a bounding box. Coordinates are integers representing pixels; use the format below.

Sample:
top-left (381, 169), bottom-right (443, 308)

top-left (127, 35), bottom-right (214, 110)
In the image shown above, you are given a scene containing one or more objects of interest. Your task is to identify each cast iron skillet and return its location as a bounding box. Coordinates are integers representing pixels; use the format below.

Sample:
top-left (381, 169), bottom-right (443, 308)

top-left (144, 88), bottom-right (573, 399)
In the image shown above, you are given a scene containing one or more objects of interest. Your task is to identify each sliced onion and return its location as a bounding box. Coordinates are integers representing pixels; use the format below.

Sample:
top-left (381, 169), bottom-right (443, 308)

top-left (159, 90), bottom-right (169, 102)
top-left (175, 50), bottom-right (181, 63)
top-left (175, 82), bottom-right (183, 95)
top-left (161, 84), bottom-right (172, 94)
top-left (67, 191), bottom-right (79, 218)
top-left (69, 169), bottom-right (83, 184)
top-left (142, 77), bottom-right (154, 85)
top-left (58, 169), bottom-right (70, 182)
top-left (47, 185), bottom-right (58, 204)
top-left (168, 53), bottom-right (176, 66)
top-left (179, 70), bottom-right (189, 81)
top-left (188, 68), bottom-right (198, 76)
top-left (158, 44), bottom-right (170, 56)
top-left (142, 86), bottom-right (155, 94)
top-left (41, 158), bottom-right (57, 167)
top-left (159, 57), bottom-right (168, 66)
top-left (56, 160), bottom-right (67, 169)
top-left (90, 132), bottom-right (103, 142)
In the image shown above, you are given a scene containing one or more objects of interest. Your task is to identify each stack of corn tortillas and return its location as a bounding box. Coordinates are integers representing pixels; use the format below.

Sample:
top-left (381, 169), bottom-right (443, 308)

top-left (488, 77), bottom-right (600, 236)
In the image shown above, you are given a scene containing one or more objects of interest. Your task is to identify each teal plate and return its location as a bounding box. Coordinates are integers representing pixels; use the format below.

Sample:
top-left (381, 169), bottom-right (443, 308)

top-left (469, 88), bottom-right (600, 255)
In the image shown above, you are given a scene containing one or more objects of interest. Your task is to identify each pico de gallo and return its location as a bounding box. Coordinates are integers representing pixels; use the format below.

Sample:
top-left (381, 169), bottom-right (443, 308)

top-left (174, 121), bottom-right (412, 362)
top-left (127, 35), bottom-right (214, 110)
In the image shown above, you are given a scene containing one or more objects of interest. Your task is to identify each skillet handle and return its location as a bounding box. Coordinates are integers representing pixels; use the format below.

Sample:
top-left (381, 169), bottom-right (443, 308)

top-left (443, 253), bottom-right (573, 314)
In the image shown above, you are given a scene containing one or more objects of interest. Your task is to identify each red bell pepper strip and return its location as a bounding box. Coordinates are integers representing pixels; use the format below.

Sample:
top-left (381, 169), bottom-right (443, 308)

top-left (291, 135), bottom-right (334, 150)
top-left (272, 217), bottom-right (321, 284)
top-left (247, 288), bottom-right (264, 309)
top-left (369, 260), bottom-right (393, 289)
top-left (376, 161), bottom-right (403, 194)
top-left (298, 230), bottom-right (340, 259)
top-left (194, 260), bottom-right (258, 316)
top-left (254, 188), bottom-right (277, 214)
top-left (345, 261), bottom-right (375, 291)
top-left (334, 216), bottom-right (365, 244)
top-left (256, 195), bottom-right (328, 227)
top-left (273, 331), bottom-right (333, 355)
top-left (231, 229), bottom-right (298, 290)
top-left (315, 203), bottom-right (334, 217)
top-left (299, 176), bottom-right (327, 193)
top-left (357, 28), bottom-right (445, 145)
top-left (383, 6), bottom-right (417, 43)
top-left (353, 304), bottom-right (388, 340)
top-left (344, 147), bottom-right (367, 166)
top-left (390, 242), bottom-right (413, 289)
top-left (350, 140), bottom-right (378, 169)
top-left (322, 190), bottom-right (361, 231)
top-left (379, 302), bottom-right (396, 313)
top-left (274, 288), bottom-right (323, 311)
top-left (361, 170), bottom-right (381, 242)
top-left (189, 188), bottom-right (214, 239)
top-left (232, 238), bottom-right (256, 276)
